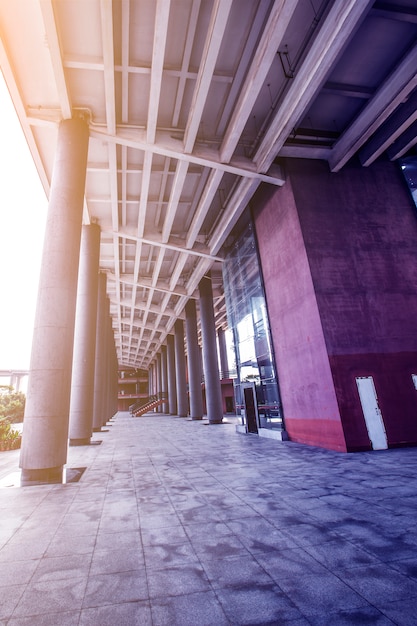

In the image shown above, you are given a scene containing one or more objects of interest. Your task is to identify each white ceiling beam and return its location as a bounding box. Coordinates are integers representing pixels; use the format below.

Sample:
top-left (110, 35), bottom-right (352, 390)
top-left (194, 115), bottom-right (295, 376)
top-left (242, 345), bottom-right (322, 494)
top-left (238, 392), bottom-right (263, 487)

top-left (99, 0), bottom-right (121, 340)
top-left (152, 248), bottom-right (166, 288)
top-left (117, 300), bottom-right (174, 316)
top-left (216, 0), bottom-right (271, 137)
top-left (121, 0), bottom-right (130, 123)
top-left (39, 0), bottom-right (72, 119)
top-left (100, 0), bottom-right (116, 135)
top-left (105, 227), bottom-right (223, 261)
top-left (147, 0), bottom-right (171, 144)
top-left (183, 0), bottom-right (233, 152)
top-left (107, 272), bottom-right (190, 299)
top-left (137, 151), bottom-right (152, 238)
top-left (162, 0), bottom-right (232, 254)
top-left (119, 319), bottom-right (171, 333)
top-left (172, 0), bottom-right (201, 127)
top-left (184, 257), bottom-right (214, 298)
top-left (210, 178), bottom-right (261, 256)
top-left (169, 253), bottom-right (188, 291)
top-left (329, 42), bottom-right (417, 171)
top-left (253, 0), bottom-right (375, 172)
top-left (64, 56), bottom-right (234, 83)
top-left (161, 160), bottom-right (189, 243)
top-left (219, 0), bottom-right (298, 163)
top-left (89, 127), bottom-right (285, 185)
top-left (186, 169), bottom-right (223, 249)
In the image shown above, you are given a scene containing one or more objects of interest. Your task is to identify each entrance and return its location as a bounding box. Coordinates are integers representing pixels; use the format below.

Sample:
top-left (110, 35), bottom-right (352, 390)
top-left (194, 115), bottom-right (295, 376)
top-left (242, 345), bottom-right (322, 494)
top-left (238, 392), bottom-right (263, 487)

top-left (225, 396), bottom-right (234, 413)
top-left (356, 376), bottom-right (388, 450)
top-left (243, 382), bottom-right (259, 434)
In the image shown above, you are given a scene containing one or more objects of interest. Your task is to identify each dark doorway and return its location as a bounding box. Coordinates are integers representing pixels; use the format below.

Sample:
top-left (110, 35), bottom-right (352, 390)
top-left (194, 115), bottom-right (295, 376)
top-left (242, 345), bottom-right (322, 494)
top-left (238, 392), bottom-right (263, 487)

top-left (225, 396), bottom-right (234, 413)
top-left (243, 383), bottom-right (258, 433)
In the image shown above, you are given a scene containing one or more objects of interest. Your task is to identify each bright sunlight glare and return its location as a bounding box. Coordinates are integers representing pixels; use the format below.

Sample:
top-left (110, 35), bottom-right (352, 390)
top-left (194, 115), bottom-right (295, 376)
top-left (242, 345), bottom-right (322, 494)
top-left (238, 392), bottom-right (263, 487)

top-left (0, 71), bottom-right (47, 370)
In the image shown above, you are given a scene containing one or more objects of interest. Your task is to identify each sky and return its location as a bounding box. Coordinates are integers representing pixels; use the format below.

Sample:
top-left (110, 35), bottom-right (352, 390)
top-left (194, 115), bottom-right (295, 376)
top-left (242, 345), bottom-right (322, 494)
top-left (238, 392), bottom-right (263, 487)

top-left (0, 71), bottom-right (48, 371)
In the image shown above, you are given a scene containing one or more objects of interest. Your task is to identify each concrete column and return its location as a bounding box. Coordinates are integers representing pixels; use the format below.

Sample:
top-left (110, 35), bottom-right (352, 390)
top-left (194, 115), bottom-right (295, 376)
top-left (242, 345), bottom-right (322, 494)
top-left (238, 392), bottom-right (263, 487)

top-left (175, 319), bottom-right (188, 417)
top-left (156, 352), bottom-right (162, 412)
top-left (69, 224), bottom-right (101, 445)
top-left (104, 301), bottom-right (113, 424)
top-left (107, 329), bottom-right (118, 420)
top-left (185, 299), bottom-right (203, 420)
top-left (150, 361), bottom-right (157, 411)
top-left (166, 334), bottom-right (177, 415)
top-left (20, 117), bottom-right (89, 484)
top-left (104, 324), bottom-right (110, 422)
top-left (199, 274), bottom-right (223, 424)
top-left (93, 273), bottom-right (108, 431)
top-left (113, 345), bottom-right (119, 416)
top-left (148, 365), bottom-right (153, 397)
top-left (161, 344), bottom-right (168, 413)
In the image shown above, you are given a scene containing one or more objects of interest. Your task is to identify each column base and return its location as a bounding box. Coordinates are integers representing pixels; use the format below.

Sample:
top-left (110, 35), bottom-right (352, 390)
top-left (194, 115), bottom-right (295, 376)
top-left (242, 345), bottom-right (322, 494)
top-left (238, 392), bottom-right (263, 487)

top-left (69, 438), bottom-right (91, 446)
top-left (20, 466), bottom-right (63, 486)
top-left (191, 416), bottom-right (203, 421)
top-left (209, 419), bottom-right (224, 424)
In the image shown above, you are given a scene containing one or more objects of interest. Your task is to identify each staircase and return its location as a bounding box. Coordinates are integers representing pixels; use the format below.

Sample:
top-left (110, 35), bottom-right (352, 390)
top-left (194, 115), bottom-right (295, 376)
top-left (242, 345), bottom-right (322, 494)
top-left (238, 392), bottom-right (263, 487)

top-left (129, 394), bottom-right (166, 417)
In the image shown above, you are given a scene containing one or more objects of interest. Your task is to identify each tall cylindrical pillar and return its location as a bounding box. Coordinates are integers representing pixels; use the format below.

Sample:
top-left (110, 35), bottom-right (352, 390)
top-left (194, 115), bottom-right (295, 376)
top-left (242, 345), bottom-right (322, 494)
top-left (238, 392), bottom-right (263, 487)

top-left (175, 319), bottom-right (188, 417)
top-left (185, 299), bottom-right (203, 420)
top-left (161, 344), bottom-right (168, 413)
top-left (93, 273), bottom-right (108, 431)
top-left (69, 224), bottom-right (101, 445)
top-left (166, 334), bottom-right (177, 415)
top-left (103, 298), bottom-right (113, 425)
top-left (20, 117), bottom-right (89, 484)
top-left (106, 326), bottom-right (117, 421)
top-left (156, 352), bottom-right (162, 412)
top-left (199, 274), bottom-right (223, 424)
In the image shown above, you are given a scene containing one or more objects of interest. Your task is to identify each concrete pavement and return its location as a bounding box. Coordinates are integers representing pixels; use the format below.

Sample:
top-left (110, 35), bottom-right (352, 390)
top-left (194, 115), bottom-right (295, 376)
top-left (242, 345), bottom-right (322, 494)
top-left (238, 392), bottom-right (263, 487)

top-left (1, 411), bottom-right (417, 625)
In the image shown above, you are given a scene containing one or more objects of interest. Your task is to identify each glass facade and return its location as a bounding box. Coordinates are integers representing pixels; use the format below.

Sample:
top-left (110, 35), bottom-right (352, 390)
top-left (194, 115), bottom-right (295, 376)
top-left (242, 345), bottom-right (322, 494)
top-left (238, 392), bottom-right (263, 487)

top-left (400, 156), bottom-right (417, 209)
top-left (223, 220), bottom-right (284, 430)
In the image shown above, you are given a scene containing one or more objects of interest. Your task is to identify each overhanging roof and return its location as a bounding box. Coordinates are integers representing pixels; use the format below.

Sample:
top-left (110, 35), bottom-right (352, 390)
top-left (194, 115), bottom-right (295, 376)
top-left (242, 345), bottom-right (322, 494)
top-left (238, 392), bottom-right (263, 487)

top-left (1, 0), bottom-right (416, 369)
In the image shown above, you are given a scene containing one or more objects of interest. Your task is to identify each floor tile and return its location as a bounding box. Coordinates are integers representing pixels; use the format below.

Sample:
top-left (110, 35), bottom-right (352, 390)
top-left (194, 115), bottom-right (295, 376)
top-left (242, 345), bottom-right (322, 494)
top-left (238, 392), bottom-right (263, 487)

top-left (3, 412), bottom-right (417, 626)
top-left (278, 570), bottom-right (370, 618)
top-left (79, 601), bottom-right (152, 626)
top-left (147, 563), bottom-right (211, 598)
top-left (202, 553), bottom-right (274, 588)
top-left (151, 590), bottom-right (229, 626)
top-left (13, 578), bottom-right (87, 617)
top-left (215, 583), bottom-right (303, 625)
top-left (82, 570), bottom-right (148, 608)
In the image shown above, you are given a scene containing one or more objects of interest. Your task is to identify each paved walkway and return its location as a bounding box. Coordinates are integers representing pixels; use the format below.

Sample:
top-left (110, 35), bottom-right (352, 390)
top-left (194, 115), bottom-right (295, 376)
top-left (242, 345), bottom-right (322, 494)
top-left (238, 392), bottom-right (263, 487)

top-left (1, 412), bottom-right (417, 625)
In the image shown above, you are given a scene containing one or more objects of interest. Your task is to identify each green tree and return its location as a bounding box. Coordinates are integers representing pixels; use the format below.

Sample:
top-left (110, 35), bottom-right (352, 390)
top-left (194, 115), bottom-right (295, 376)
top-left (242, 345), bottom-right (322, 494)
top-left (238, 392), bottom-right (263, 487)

top-left (0, 387), bottom-right (26, 423)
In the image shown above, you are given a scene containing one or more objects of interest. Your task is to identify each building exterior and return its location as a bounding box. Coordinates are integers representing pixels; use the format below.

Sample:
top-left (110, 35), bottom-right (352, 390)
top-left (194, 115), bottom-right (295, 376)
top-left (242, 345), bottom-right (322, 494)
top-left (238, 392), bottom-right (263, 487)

top-left (1, 1), bottom-right (417, 481)
top-left (118, 368), bottom-right (149, 412)
top-left (237, 158), bottom-right (417, 451)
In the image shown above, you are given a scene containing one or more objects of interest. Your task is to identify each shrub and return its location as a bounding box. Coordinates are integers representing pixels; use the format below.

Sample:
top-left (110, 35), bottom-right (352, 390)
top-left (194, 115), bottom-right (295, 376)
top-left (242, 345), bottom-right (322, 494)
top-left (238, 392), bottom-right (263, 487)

top-left (0, 416), bottom-right (22, 451)
top-left (0, 388), bottom-right (25, 423)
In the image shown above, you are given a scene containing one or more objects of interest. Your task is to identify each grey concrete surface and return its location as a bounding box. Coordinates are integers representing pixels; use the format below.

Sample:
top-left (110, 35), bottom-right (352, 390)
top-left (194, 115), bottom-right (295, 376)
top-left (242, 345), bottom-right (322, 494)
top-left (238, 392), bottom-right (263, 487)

top-left (1, 411), bottom-right (417, 625)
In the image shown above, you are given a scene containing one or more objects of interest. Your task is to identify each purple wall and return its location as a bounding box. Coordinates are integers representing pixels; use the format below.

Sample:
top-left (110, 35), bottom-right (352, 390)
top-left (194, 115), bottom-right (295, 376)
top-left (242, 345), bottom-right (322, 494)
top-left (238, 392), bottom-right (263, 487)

top-left (253, 178), bottom-right (346, 451)
top-left (254, 158), bottom-right (417, 451)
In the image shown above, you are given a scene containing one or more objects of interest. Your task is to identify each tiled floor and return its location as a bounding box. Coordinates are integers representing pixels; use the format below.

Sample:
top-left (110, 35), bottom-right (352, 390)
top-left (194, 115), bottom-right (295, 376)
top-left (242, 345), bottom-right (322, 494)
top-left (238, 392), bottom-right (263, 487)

top-left (1, 411), bottom-right (417, 625)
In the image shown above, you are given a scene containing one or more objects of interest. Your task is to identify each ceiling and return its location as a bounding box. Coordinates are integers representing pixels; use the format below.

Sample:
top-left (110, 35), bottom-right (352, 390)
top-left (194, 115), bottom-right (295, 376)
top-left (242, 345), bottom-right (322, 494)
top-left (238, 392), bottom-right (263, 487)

top-left (1, 0), bottom-right (416, 369)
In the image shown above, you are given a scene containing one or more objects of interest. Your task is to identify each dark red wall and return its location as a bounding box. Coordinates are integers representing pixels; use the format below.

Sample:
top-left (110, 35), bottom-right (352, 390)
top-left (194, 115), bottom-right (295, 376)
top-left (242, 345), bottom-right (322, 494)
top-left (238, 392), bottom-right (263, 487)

top-left (254, 158), bottom-right (417, 451)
